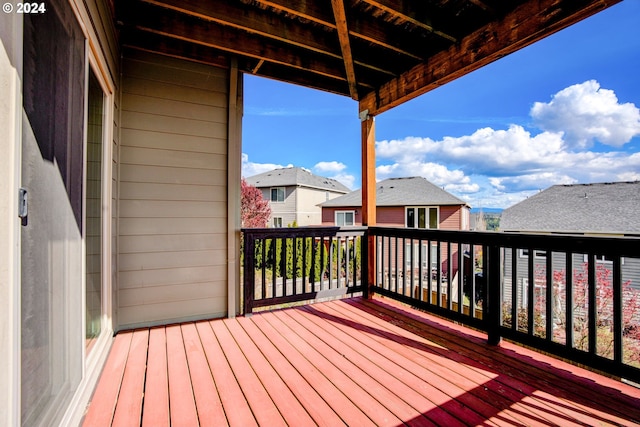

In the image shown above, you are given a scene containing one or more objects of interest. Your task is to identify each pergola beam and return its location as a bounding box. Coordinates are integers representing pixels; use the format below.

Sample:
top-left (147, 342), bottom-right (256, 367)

top-left (359, 0), bottom-right (619, 116)
top-left (331, 0), bottom-right (359, 100)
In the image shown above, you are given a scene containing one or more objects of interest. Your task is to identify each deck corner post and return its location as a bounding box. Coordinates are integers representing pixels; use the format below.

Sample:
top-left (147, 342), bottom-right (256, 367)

top-left (486, 243), bottom-right (502, 345)
top-left (361, 111), bottom-right (376, 299)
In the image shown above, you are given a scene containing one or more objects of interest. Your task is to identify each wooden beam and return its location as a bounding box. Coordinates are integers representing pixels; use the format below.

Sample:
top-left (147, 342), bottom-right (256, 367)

top-left (331, 0), bottom-right (359, 100)
top-left (141, 0), bottom-right (343, 60)
top-left (128, 9), bottom-right (351, 83)
top-left (254, 0), bottom-right (425, 60)
top-left (251, 59), bottom-right (265, 74)
top-left (467, 0), bottom-right (494, 14)
top-left (360, 0), bottom-right (620, 116)
top-left (360, 0), bottom-right (456, 43)
top-left (128, 0), bottom-right (398, 77)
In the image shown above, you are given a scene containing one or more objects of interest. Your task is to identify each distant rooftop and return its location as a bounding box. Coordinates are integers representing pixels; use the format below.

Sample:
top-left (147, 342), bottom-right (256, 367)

top-left (501, 181), bottom-right (640, 235)
top-left (245, 167), bottom-right (350, 193)
top-left (321, 176), bottom-right (469, 208)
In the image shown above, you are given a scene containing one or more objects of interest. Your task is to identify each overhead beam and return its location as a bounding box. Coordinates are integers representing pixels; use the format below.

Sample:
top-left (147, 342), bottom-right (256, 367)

top-left (331, 0), bottom-right (359, 100)
top-left (467, 0), bottom-right (495, 14)
top-left (360, 0), bottom-right (620, 116)
top-left (125, 8), bottom-right (351, 82)
top-left (360, 0), bottom-right (457, 43)
top-left (132, 0), bottom-right (400, 78)
top-left (254, 0), bottom-right (426, 60)
top-left (121, 27), bottom-right (377, 98)
top-left (141, 0), bottom-right (343, 60)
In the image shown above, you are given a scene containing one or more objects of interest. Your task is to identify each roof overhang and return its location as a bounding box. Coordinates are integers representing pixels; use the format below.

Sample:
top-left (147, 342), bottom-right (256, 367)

top-left (115, 0), bottom-right (621, 116)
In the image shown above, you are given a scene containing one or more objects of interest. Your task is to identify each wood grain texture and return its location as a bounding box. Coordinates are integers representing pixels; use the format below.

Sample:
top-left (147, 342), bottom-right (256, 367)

top-left (84, 297), bottom-right (640, 426)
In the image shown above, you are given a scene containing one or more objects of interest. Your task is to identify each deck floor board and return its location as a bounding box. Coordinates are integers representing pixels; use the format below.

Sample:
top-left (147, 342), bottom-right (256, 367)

top-left (83, 296), bottom-right (640, 426)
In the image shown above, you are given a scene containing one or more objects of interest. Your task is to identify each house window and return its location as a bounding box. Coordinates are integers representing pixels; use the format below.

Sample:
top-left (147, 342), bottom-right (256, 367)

top-left (273, 217), bottom-right (283, 228)
top-left (405, 242), bottom-right (438, 270)
top-left (583, 254), bottom-right (624, 265)
top-left (270, 187), bottom-right (285, 202)
top-left (519, 249), bottom-right (548, 259)
top-left (406, 207), bottom-right (438, 229)
top-left (335, 211), bottom-right (355, 226)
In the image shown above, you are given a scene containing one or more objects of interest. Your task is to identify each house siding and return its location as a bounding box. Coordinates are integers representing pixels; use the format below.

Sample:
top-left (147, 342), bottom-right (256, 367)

top-left (295, 186), bottom-right (342, 226)
top-left (118, 51), bottom-right (229, 329)
top-left (262, 186), bottom-right (298, 227)
top-left (503, 247), bottom-right (640, 310)
top-left (440, 206), bottom-right (462, 230)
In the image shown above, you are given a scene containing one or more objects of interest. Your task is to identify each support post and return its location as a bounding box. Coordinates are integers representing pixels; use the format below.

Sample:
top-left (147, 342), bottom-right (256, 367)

top-left (361, 111), bottom-right (376, 298)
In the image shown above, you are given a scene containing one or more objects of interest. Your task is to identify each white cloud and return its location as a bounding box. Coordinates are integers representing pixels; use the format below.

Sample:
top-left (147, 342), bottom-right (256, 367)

top-left (376, 161), bottom-right (478, 193)
top-left (313, 161), bottom-right (347, 173)
top-left (378, 125), bottom-right (566, 176)
top-left (531, 80), bottom-right (640, 149)
top-left (374, 82), bottom-right (640, 208)
top-left (241, 153), bottom-right (292, 178)
top-left (489, 173), bottom-right (577, 192)
top-left (330, 173), bottom-right (356, 190)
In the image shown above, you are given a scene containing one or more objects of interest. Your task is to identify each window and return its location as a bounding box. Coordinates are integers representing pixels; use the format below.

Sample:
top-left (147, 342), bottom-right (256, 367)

top-left (273, 217), bottom-right (283, 228)
top-left (270, 187), bottom-right (285, 202)
top-left (584, 254), bottom-right (624, 265)
top-left (406, 207), bottom-right (438, 229)
top-left (519, 249), bottom-right (547, 259)
top-left (335, 211), bottom-right (355, 226)
top-left (405, 242), bottom-right (438, 270)
top-left (85, 69), bottom-right (105, 350)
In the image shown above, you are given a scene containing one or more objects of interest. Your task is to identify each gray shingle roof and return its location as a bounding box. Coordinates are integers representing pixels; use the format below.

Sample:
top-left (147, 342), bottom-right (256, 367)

top-left (320, 176), bottom-right (468, 207)
top-left (501, 181), bottom-right (640, 234)
top-left (245, 167), bottom-right (350, 193)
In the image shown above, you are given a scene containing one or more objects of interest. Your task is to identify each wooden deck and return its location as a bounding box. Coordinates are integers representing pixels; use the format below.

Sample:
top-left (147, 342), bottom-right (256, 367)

top-left (82, 297), bottom-right (640, 426)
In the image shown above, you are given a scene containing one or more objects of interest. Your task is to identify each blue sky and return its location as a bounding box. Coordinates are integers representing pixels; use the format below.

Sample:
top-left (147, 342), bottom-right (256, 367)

top-left (242, 1), bottom-right (640, 209)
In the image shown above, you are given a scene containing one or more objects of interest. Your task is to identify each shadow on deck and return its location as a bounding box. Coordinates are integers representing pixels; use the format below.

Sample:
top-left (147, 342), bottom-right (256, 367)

top-left (82, 296), bottom-right (640, 426)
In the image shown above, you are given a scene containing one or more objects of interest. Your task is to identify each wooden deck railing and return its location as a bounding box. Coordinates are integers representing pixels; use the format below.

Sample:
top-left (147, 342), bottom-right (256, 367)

top-left (243, 226), bottom-right (640, 383)
top-left (242, 227), bottom-right (367, 314)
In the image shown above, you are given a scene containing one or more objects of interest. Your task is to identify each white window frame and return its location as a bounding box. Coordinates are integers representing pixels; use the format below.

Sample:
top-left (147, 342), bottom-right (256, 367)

top-left (583, 254), bottom-right (624, 265)
top-left (273, 217), bottom-right (283, 228)
top-left (270, 187), bottom-right (285, 202)
top-left (405, 206), bottom-right (439, 229)
top-left (335, 210), bottom-right (355, 227)
top-left (519, 249), bottom-right (547, 259)
top-left (83, 53), bottom-right (114, 363)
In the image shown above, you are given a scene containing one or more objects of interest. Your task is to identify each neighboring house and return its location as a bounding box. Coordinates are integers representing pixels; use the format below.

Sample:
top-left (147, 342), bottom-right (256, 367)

top-left (320, 176), bottom-right (470, 230)
top-left (501, 181), bottom-right (640, 309)
top-left (321, 176), bottom-right (471, 282)
top-left (245, 167), bottom-right (350, 227)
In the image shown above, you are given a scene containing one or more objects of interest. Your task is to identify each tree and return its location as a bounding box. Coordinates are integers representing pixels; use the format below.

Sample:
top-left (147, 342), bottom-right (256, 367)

top-left (241, 178), bottom-right (271, 228)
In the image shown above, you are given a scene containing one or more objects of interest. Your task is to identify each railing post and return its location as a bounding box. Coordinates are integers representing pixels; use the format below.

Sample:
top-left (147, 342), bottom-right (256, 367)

top-left (243, 231), bottom-right (255, 315)
top-left (486, 243), bottom-right (502, 345)
top-left (362, 229), bottom-right (374, 299)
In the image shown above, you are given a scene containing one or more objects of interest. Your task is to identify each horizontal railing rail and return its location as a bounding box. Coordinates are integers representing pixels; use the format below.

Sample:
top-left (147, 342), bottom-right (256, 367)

top-left (242, 226), bottom-right (640, 382)
top-left (242, 226), bottom-right (367, 314)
